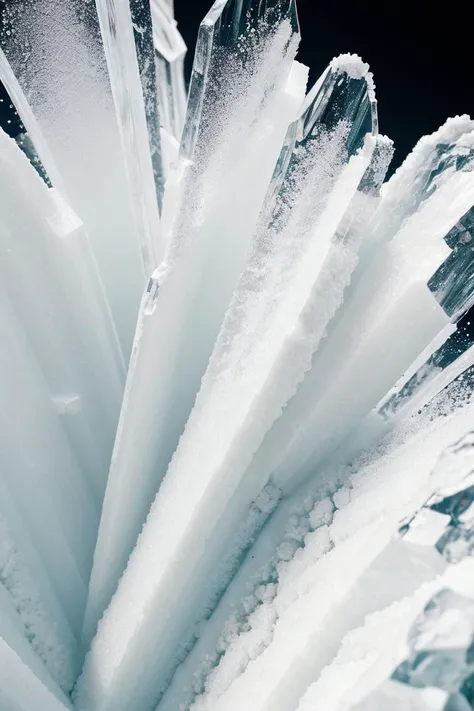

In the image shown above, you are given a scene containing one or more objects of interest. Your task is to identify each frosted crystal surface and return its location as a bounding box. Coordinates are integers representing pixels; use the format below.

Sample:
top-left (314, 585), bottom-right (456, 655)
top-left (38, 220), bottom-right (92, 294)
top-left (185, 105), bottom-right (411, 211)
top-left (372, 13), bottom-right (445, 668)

top-left (1, 0), bottom-right (159, 354)
top-left (1, 1), bottom-right (474, 711)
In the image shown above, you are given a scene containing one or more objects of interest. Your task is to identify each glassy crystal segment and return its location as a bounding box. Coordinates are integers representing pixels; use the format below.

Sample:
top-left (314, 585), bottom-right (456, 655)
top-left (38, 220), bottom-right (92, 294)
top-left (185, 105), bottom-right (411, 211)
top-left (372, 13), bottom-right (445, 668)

top-left (181, 0), bottom-right (299, 160)
top-left (1, 0), bottom-right (157, 354)
top-left (392, 588), bottom-right (474, 691)
top-left (150, 0), bottom-right (187, 141)
top-left (94, 0), bottom-right (164, 266)
top-left (430, 206), bottom-right (474, 320)
top-left (0, 49), bottom-right (63, 189)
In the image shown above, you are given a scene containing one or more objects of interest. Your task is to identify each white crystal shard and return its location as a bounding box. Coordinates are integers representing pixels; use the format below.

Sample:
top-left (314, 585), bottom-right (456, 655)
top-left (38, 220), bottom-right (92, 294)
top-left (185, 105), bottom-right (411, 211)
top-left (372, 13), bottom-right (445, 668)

top-left (2, 0), bottom-right (157, 354)
top-left (0, 128), bottom-right (124, 501)
top-left (82, 3), bottom-right (303, 657)
top-left (0, 48), bottom-right (64, 192)
top-left (0, 498), bottom-right (77, 694)
top-left (242, 131), bottom-right (474, 499)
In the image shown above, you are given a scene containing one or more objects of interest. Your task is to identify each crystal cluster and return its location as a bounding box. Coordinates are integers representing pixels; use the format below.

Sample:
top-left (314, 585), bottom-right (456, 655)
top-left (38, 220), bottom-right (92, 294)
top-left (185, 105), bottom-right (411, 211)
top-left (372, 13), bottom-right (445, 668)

top-left (1, 1), bottom-right (474, 710)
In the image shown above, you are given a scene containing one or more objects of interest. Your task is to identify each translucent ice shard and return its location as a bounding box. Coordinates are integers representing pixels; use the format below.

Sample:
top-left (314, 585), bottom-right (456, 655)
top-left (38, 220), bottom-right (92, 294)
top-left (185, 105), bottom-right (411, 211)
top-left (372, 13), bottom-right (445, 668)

top-left (379, 330), bottom-right (474, 422)
top-left (150, 0), bottom-right (187, 141)
top-left (1, 0), bottom-right (161, 354)
top-left (0, 128), bottom-right (125, 501)
top-left (0, 494), bottom-right (78, 694)
top-left (0, 638), bottom-right (72, 711)
top-left (0, 126), bottom-right (128, 686)
top-left (180, 0), bottom-right (299, 160)
top-left (82, 1), bottom-right (303, 664)
top-left (150, 57), bottom-right (387, 711)
top-left (0, 51), bottom-right (62, 189)
top-left (241, 126), bottom-right (474, 498)
top-left (94, 0), bottom-right (163, 261)
top-left (392, 588), bottom-right (474, 692)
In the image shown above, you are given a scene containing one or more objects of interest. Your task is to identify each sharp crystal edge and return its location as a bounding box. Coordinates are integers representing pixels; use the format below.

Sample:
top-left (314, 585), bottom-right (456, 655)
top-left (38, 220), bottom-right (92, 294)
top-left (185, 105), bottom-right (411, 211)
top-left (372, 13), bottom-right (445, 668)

top-left (1, 1), bottom-right (474, 711)
top-left (1, 0), bottom-right (161, 356)
top-left (82, 0), bottom-right (302, 660)
top-left (94, 0), bottom-right (164, 264)
top-left (150, 0), bottom-right (187, 142)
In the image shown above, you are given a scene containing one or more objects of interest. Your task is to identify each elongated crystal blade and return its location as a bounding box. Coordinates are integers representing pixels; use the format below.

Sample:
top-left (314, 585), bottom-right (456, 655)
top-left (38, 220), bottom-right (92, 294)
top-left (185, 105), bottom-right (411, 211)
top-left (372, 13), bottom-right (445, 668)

top-left (94, 0), bottom-right (163, 258)
top-left (261, 54), bottom-right (377, 231)
top-left (0, 61), bottom-right (56, 188)
top-left (79, 22), bottom-right (302, 711)
top-left (0, 638), bottom-right (72, 711)
top-left (429, 205), bottom-right (474, 320)
top-left (150, 0), bottom-right (187, 141)
top-left (1, 0), bottom-right (159, 355)
top-left (181, 0), bottom-right (299, 160)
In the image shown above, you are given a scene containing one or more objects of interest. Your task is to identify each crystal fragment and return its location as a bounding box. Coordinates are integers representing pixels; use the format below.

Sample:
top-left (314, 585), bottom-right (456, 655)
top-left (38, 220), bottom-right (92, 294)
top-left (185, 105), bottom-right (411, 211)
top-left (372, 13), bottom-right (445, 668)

top-left (392, 589), bottom-right (474, 694)
top-left (82, 7), bottom-right (302, 665)
top-left (150, 0), bottom-right (187, 141)
top-left (0, 49), bottom-right (62, 189)
top-left (1, 0), bottom-right (157, 354)
top-left (94, 0), bottom-right (164, 261)
top-left (180, 0), bottom-right (299, 160)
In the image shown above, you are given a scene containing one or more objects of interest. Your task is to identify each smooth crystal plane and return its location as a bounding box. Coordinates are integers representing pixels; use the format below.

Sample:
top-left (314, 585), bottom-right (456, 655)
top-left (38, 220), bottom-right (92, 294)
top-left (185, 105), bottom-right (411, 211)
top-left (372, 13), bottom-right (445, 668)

top-left (0, 1), bottom-right (474, 710)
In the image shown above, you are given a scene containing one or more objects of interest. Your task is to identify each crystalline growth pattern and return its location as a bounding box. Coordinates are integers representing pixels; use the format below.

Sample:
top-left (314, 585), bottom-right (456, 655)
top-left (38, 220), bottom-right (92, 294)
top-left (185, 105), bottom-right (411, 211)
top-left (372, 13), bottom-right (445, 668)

top-left (263, 55), bottom-right (377, 225)
top-left (180, 0), bottom-right (299, 160)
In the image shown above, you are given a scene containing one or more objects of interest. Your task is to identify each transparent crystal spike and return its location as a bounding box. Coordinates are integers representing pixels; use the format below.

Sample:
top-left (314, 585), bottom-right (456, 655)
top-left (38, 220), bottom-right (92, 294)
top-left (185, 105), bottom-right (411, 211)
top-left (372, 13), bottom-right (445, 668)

top-left (95, 0), bottom-right (163, 270)
top-left (150, 0), bottom-right (187, 141)
top-left (129, 0), bottom-right (166, 209)
top-left (379, 326), bottom-right (474, 420)
top-left (262, 54), bottom-right (377, 226)
top-left (1, 0), bottom-right (159, 355)
top-left (0, 50), bottom-right (63, 190)
top-left (181, 0), bottom-right (299, 160)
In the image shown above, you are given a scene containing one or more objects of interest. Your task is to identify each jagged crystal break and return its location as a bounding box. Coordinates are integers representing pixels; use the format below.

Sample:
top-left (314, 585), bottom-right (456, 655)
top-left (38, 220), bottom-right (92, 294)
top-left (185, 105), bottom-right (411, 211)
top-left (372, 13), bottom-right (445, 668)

top-left (81, 0), bottom-right (302, 668)
top-left (430, 205), bottom-right (474, 321)
top-left (347, 434), bottom-right (474, 711)
top-left (376, 126), bottom-right (474, 422)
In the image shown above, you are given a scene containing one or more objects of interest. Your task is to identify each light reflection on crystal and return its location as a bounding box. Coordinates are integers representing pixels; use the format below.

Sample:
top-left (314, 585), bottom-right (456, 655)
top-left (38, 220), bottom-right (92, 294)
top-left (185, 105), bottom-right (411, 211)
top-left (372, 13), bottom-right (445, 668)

top-left (0, 1), bottom-right (474, 710)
